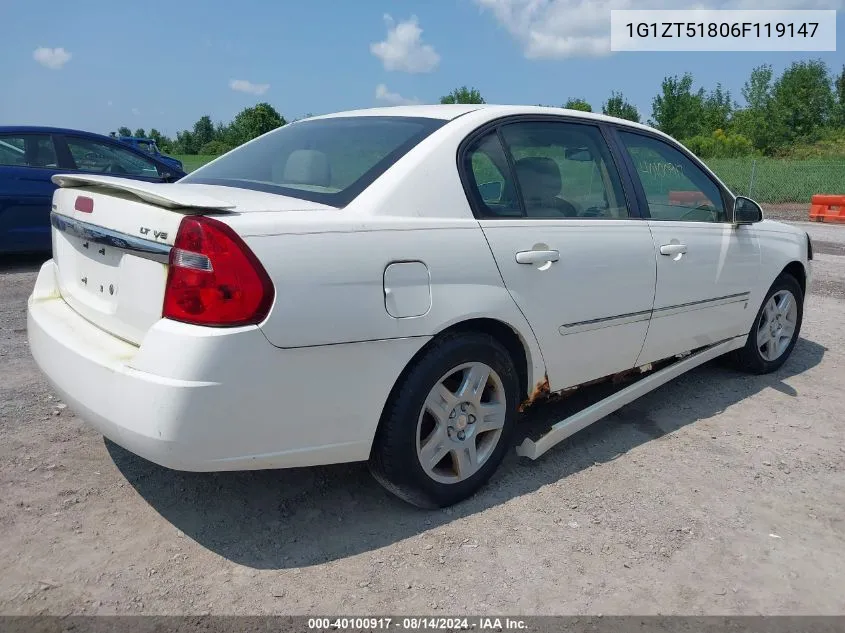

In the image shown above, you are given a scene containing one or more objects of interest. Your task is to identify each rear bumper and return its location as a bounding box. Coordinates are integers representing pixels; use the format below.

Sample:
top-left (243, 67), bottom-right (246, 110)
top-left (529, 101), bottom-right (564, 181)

top-left (27, 260), bottom-right (429, 471)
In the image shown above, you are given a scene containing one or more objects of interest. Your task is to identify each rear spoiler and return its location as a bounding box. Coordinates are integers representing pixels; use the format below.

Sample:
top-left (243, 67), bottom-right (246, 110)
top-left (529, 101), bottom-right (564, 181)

top-left (51, 174), bottom-right (236, 211)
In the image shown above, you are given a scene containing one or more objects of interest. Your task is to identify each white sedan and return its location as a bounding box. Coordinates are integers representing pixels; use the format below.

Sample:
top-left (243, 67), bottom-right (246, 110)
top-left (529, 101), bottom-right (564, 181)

top-left (27, 105), bottom-right (812, 508)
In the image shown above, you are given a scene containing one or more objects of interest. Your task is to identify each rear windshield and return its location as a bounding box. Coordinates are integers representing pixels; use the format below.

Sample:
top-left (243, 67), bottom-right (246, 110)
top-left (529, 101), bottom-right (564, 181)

top-left (182, 116), bottom-right (447, 207)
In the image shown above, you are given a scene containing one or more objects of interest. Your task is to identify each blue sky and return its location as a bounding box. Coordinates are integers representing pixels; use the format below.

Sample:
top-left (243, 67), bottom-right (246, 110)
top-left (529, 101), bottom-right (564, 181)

top-left (1, 0), bottom-right (843, 137)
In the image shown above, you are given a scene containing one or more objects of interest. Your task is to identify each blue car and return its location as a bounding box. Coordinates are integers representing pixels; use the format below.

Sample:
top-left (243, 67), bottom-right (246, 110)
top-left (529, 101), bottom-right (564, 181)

top-left (117, 136), bottom-right (184, 173)
top-left (0, 126), bottom-right (187, 254)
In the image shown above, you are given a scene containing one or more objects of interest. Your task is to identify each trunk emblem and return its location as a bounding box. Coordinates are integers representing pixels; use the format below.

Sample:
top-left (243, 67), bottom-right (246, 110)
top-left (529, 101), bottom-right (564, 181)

top-left (80, 276), bottom-right (88, 285)
top-left (139, 227), bottom-right (168, 241)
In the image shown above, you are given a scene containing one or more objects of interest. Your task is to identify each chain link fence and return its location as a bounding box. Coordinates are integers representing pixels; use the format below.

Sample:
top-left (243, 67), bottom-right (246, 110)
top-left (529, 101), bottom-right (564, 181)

top-left (708, 158), bottom-right (845, 206)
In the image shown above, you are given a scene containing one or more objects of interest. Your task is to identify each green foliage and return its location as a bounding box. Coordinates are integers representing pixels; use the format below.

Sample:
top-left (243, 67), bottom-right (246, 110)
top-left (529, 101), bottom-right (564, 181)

top-left (602, 92), bottom-right (640, 122)
top-left (650, 73), bottom-right (706, 139)
top-left (701, 84), bottom-right (734, 133)
top-left (199, 140), bottom-right (233, 155)
top-left (835, 65), bottom-right (845, 125)
top-left (682, 129), bottom-right (755, 159)
top-left (226, 102), bottom-right (286, 147)
top-left (731, 65), bottom-right (780, 154)
top-left (563, 98), bottom-right (592, 112)
top-left (440, 86), bottom-right (485, 104)
top-left (133, 128), bottom-right (146, 138)
top-left (147, 129), bottom-right (172, 152)
top-left (192, 115), bottom-right (215, 149)
top-left (117, 126), bottom-right (132, 137)
top-left (770, 59), bottom-right (835, 146)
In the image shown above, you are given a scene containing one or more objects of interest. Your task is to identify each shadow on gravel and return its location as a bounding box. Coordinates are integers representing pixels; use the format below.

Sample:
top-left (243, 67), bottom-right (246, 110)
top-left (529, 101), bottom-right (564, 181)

top-left (108, 337), bottom-right (826, 570)
top-left (0, 253), bottom-right (48, 274)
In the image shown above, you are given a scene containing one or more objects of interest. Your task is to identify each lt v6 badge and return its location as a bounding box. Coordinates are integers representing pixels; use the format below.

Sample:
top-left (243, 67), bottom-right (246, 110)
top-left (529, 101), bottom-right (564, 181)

top-left (139, 227), bottom-right (168, 241)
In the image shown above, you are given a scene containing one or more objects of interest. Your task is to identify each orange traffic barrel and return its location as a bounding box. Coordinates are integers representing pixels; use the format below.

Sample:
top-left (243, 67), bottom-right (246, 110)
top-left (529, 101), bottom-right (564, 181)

top-left (809, 194), bottom-right (845, 223)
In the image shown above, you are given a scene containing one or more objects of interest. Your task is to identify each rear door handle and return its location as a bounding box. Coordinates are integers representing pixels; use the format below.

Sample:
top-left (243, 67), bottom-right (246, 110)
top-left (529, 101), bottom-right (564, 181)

top-left (659, 243), bottom-right (688, 257)
top-left (515, 249), bottom-right (560, 265)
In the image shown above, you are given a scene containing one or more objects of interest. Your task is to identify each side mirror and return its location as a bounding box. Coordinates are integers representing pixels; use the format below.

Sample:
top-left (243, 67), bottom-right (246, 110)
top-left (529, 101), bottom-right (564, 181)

top-left (478, 180), bottom-right (503, 202)
top-left (734, 196), bottom-right (763, 224)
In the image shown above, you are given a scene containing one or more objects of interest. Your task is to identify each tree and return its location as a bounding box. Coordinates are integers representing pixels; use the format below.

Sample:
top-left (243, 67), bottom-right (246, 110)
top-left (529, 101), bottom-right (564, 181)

top-left (117, 126), bottom-right (132, 137)
top-left (192, 115), bottom-right (215, 149)
top-left (173, 130), bottom-right (197, 155)
top-left (602, 92), bottom-right (640, 122)
top-left (771, 59), bottom-right (834, 145)
top-left (732, 64), bottom-right (779, 153)
top-left (148, 129), bottom-right (173, 152)
top-left (701, 84), bottom-right (733, 133)
top-left (227, 102), bottom-right (286, 147)
top-left (650, 73), bottom-right (706, 139)
top-left (835, 65), bottom-right (845, 125)
top-left (133, 128), bottom-right (146, 138)
top-left (563, 98), bottom-right (592, 112)
top-left (440, 86), bottom-right (485, 104)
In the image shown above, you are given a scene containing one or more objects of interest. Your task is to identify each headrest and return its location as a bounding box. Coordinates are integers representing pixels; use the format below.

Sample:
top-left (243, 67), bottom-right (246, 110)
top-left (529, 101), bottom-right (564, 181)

top-left (280, 149), bottom-right (331, 187)
top-left (514, 156), bottom-right (562, 199)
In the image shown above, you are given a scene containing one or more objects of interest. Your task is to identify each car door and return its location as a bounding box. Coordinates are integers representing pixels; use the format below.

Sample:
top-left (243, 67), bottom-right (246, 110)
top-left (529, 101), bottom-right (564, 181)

top-left (461, 118), bottom-right (657, 391)
top-left (0, 133), bottom-right (61, 253)
top-left (61, 135), bottom-right (166, 182)
top-left (614, 129), bottom-right (761, 366)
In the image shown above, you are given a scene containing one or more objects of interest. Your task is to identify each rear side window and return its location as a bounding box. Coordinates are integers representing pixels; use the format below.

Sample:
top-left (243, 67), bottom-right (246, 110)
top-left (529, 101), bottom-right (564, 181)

top-left (619, 131), bottom-right (727, 223)
top-left (182, 116), bottom-right (447, 207)
top-left (462, 120), bottom-right (629, 220)
top-left (0, 134), bottom-right (58, 168)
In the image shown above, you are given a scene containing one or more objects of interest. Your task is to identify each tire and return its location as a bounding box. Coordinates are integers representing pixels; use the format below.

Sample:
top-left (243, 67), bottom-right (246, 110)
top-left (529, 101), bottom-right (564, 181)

top-left (369, 332), bottom-right (520, 508)
top-left (728, 273), bottom-right (804, 374)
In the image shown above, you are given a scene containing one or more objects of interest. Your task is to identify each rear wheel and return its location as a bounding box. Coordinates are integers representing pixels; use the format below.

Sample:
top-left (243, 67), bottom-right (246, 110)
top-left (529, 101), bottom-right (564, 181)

top-left (369, 332), bottom-right (519, 508)
top-left (729, 273), bottom-right (803, 374)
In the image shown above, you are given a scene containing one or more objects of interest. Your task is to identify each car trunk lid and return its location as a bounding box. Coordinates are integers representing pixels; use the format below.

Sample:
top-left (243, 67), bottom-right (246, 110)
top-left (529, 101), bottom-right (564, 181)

top-left (49, 175), bottom-right (328, 346)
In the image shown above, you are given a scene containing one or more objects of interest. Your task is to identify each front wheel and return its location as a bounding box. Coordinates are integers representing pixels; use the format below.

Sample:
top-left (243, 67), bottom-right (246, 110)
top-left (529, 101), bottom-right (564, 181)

top-left (729, 273), bottom-right (804, 374)
top-left (369, 332), bottom-right (519, 508)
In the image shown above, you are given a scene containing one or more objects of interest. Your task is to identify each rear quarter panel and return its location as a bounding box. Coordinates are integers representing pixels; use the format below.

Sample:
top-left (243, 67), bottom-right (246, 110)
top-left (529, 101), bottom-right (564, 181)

top-left (235, 217), bottom-right (546, 396)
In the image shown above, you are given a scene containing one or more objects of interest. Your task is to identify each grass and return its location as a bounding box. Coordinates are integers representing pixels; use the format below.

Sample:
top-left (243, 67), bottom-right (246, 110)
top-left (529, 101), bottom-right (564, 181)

top-left (174, 155), bottom-right (217, 173)
top-left (174, 153), bottom-right (845, 205)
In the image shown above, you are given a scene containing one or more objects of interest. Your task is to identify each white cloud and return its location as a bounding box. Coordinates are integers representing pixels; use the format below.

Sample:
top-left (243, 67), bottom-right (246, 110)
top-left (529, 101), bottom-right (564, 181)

top-left (33, 47), bottom-right (72, 70)
top-left (229, 79), bottom-right (270, 95)
top-left (131, 108), bottom-right (141, 116)
top-left (474, 0), bottom-right (844, 59)
top-left (375, 84), bottom-right (419, 105)
top-left (370, 15), bottom-right (440, 73)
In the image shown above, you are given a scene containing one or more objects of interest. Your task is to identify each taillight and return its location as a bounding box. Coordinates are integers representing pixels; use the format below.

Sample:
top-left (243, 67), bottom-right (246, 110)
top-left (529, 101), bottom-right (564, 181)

top-left (162, 215), bottom-right (274, 327)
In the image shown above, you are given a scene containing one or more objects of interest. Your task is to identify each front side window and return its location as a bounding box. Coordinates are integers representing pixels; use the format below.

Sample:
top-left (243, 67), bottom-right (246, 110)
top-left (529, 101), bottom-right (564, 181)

top-left (182, 116), bottom-right (447, 207)
top-left (619, 131), bottom-right (727, 223)
top-left (0, 134), bottom-right (57, 168)
top-left (66, 137), bottom-right (161, 178)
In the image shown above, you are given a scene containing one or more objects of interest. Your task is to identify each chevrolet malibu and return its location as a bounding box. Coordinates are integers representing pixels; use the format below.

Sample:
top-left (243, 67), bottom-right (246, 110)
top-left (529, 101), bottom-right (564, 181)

top-left (27, 105), bottom-right (812, 508)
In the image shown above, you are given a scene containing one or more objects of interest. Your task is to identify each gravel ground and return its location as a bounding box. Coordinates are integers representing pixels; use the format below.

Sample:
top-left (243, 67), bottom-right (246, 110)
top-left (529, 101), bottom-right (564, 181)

top-left (1, 221), bottom-right (844, 616)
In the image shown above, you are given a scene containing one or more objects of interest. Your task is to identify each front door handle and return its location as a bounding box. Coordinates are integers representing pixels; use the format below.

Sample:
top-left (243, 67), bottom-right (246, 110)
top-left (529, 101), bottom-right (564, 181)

top-left (515, 249), bottom-right (560, 265)
top-left (659, 243), bottom-right (688, 257)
